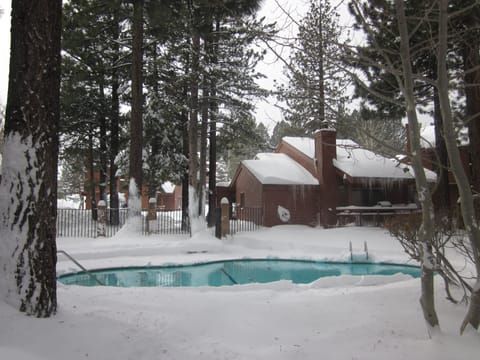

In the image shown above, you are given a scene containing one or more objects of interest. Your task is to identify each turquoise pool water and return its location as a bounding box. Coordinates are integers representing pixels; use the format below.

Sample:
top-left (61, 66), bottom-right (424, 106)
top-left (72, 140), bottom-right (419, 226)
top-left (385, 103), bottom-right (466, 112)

top-left (58, 259), bottom-right (421, 287)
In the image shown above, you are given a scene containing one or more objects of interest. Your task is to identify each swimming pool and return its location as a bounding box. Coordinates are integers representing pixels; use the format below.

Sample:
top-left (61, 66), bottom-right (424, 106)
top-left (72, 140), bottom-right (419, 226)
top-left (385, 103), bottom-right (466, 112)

top-left (58, 259), bottom-right (421, 287)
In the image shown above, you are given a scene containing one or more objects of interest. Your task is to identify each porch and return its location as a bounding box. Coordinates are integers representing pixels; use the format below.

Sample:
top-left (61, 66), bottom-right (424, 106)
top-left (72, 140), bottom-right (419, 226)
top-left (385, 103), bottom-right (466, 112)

top-left (336, 203), bottom-right (420, 226)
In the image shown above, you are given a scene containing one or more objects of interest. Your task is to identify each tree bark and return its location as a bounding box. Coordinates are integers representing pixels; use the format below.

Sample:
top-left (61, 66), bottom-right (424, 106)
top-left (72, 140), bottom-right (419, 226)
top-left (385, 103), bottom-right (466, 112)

top-left (0, 0), bottom-right (61, 317)
top-left (129, 0), bottom-right (144, 196)
top-left (437, 0), bottom-right (480, 333)
top-left (395, 0), bottom-right (440, 333)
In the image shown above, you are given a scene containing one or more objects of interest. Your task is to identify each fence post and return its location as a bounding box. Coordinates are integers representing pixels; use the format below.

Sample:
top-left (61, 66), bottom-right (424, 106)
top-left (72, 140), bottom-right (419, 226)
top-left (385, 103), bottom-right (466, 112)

top-left (147, 197), bottom-right (157, 234)
top-left (97, 200), bottom-right (107, 237)
top-left (221, 197), bottom-right (230, 238)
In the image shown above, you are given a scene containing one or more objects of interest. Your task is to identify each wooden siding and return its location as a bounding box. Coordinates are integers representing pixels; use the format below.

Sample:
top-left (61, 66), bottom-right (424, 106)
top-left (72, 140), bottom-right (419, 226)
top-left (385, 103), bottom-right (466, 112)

top-left (234, 166), bottom-right (263, 208)
top-left (262, 185), bottom-right (319, 227)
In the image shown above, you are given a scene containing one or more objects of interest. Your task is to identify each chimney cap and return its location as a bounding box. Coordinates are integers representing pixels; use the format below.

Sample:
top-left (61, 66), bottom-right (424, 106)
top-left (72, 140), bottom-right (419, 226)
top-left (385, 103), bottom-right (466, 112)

top-left (314, 128), bottom-right (336, 134)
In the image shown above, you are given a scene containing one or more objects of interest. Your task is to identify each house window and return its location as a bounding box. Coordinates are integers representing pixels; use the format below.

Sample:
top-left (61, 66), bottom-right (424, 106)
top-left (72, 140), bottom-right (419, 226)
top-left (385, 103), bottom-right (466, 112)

top-left (240, 192), bottom-right (245, 208)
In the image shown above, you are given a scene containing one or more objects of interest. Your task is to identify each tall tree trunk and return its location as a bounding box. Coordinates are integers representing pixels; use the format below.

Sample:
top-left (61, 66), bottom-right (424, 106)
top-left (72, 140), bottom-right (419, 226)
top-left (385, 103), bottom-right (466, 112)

top-left (0, 0), bottom-right (61, 317)
top-left (189, 28), bottom-right (200, 217)
top-left (88, 130), bottom-right (97, 220)
top-left (99, 80), bottom-right (107, 203)
top-left (395, 0), bottom-right (440, 334)
top-left (317, 1), bottom-right (325, 129)
top-left (207, 21), bottom-right (219, 228)
top-left (182, 109), bottom-right (190, 232)
top-left (199, 27), bottom-right (211, 218)
top-left (463, 6), bottom-right (480, 195)
top-left (182, 104), bottom-right (190, 232)
top-left (147, 42), bottom-right (160, 199)
top-left (207, 109), bottom-right (217, 227)
top-left (437, 0), bottom-right (480, 333)
top-left (199, 86), bottom-right (208, 217)
top-left (129, 0), bottom-right (144, 198)
top-left (432, 87), bottom-right (451, 211)
top-left (109, 17), bottom-right (120, 224)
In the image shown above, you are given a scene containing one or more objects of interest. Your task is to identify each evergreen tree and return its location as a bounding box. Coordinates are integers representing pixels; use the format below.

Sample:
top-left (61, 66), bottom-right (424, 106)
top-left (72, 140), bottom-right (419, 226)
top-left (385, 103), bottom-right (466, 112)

top-left (270, 120), bottom-right (306, 148)
top-left (218, 113), bottom-right (271, 178)
top-left (143, 0), bottom-right (272, 221)
top-left (347, 0), bottom-right (456, 209)
top-left (278, 0), bottom-right (347, 134)
top-left (61, 0), bottom-right (130, 216)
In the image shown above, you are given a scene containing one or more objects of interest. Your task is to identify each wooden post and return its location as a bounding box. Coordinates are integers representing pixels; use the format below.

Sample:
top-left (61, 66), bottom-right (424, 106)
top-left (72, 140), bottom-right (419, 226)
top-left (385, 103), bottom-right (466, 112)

top-left (147, 197), bottom-right (157, 220)
top-left (97, 200), bottom-right (107, 237)
top-left (147, 197), bottom-right (157, 234)
top-left (221, 197), bottom-right (230, 238)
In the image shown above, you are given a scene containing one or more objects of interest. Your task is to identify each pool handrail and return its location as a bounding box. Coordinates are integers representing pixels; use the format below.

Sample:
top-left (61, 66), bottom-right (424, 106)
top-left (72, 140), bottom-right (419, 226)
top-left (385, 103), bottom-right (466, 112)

top-left (220, 267), bottom-right (238, 284)
top-left (57, 250), bottom-right (105, 286)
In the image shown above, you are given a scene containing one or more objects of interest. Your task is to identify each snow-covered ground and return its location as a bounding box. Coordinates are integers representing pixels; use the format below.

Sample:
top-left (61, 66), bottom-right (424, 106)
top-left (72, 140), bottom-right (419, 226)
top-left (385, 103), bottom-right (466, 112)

top-left (1, 223), bottom-right (479, 359)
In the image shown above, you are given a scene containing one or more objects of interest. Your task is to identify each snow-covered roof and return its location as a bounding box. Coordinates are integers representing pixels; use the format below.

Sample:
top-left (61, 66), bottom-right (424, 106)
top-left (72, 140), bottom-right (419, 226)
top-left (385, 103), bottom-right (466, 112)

top-left (242, 153), bottom-right (319, 185)
top-left (335, 140), bottom-right (436, 181)
top-left (283, 137), bottom-right (315, 158)
top-left (282, 137), bottom-right (436, 182)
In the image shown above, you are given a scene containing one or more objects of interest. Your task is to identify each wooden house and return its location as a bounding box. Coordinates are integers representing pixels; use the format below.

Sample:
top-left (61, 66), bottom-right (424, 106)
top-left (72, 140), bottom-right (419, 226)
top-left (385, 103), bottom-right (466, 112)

top-left (225, 129), bottom-right (436, 227)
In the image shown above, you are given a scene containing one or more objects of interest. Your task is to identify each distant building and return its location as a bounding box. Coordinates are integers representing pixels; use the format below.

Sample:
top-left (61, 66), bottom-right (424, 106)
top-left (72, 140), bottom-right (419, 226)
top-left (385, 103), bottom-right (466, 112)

top-left (222, 129), bottom-right (436, 227)
top-left (83, 168), bottom-right (181, 210)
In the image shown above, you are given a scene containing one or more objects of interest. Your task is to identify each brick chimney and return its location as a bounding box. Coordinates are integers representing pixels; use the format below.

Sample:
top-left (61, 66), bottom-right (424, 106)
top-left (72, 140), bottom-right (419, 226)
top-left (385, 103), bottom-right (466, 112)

top-left (314, 129), bottom-right (337, 227)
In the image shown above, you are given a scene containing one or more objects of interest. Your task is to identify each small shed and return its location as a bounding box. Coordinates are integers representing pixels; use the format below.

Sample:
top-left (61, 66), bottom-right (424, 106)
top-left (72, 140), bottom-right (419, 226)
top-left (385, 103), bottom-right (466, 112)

top-left (230, 153), bottom-right (319, 227)
top-left (156, 182), bottom-right (182, 210)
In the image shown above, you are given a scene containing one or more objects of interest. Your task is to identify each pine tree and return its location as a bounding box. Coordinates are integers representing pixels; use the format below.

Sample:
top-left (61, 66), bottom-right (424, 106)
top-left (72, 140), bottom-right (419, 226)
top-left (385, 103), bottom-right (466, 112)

top-left (347, 0), bottom-right (453, 210)
top-left (278, 0), bottom-right (347, 134)
top-left (61, 0), bottom-right (130, 217)
top-left (218, 113), bottom-right (271, 178)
